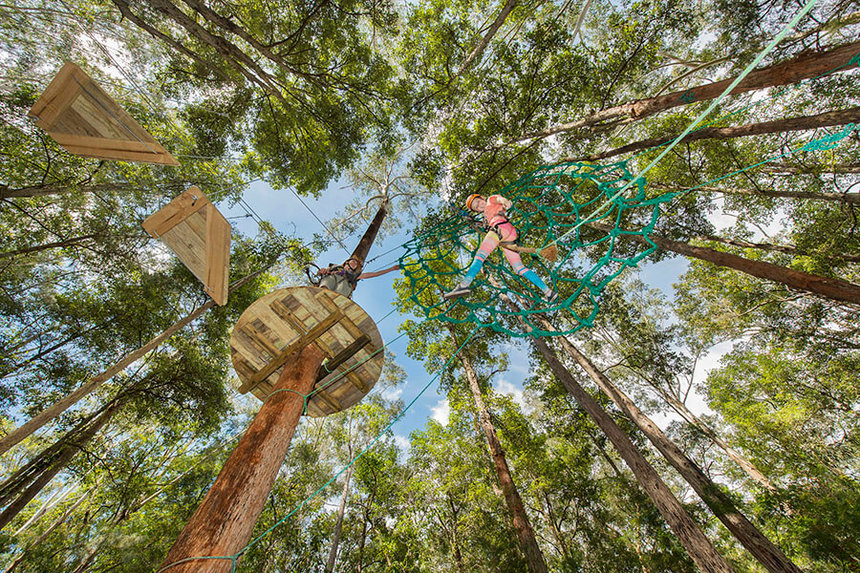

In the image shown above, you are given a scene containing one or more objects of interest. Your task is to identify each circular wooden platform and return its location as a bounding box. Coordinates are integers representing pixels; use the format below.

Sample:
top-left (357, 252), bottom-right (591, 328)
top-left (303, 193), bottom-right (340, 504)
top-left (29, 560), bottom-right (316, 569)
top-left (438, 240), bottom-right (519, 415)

top-left (230, 286), bottom-right (384, 417)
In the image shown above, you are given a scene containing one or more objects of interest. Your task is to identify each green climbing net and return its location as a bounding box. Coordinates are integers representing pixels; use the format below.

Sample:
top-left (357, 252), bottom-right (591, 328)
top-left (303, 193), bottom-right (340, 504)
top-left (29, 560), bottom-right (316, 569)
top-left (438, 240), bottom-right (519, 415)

top-left (399, 124), bottom-right (856, 338)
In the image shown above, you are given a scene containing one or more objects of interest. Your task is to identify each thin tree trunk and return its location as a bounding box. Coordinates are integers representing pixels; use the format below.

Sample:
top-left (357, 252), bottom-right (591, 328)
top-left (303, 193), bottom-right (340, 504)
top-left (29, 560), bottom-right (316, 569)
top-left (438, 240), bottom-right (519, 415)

top-left (11, 484), bottom-right (72, 536)
top-left (4, 484), bottom-right (94, 573)
top-left (0, 234), bottom-right (102, 259)
top-left (452, 0), bottom-right (518, 78)
top-left (537, 316), bottom-right (804, 573)
top-left (0, 399), bottom-right (123, 530)
top-left (0, 268), bottom-right (267, 455)
top-left (447, 490), bottom-right (465, 573)
top-left (763, 162), bottom-right (860, 174)
top-left (511, 40), bottom-right (860, 144)
top-left (572, 107), bottom-right (860, 162)
top-left (653, 183), bottom-right (860, 206)
top-left (590, 222), bottom-right (860, 305)
top-left (451, 331), bottom-right (548, 573)
top-left (541, 490), bottom-right (569, 561)
top-left (324, 463), bottom-right (353, 573)
top-left (648, 382), bottom-right (776, 491)
top-left (494, 285), bottom-right (735, 573)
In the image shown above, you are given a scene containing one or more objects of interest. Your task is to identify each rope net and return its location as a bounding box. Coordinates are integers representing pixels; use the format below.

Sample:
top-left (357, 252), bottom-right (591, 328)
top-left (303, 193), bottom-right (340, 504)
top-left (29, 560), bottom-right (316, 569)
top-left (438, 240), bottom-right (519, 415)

top-left (398, 124), bottom-right (856, 338)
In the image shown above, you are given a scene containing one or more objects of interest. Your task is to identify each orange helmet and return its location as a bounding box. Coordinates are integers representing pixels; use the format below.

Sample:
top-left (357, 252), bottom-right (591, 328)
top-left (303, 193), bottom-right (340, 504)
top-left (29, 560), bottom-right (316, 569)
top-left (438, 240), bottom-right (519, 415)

top-left (465, 194), bottom-right (484, 211)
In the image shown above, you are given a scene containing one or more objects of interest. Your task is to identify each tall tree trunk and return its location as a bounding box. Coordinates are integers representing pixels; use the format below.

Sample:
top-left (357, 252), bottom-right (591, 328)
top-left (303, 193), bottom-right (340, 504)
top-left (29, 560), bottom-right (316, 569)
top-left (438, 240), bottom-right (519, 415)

top-left (689, 234), bottom-right (860, 264)
top-left (324, 463), bottom-right (353, 573)
top-left (159, 343), bottom-right (324, 573)
top-left (511, 40), bottom-right (860, 144)
top-left (494, 286), bottom-right (735, 573)
top-left (653, 183), bottom-right (860, 206)
top-left (531, 337), bottom-right (735, 573)
top-left (536, 316), bottom-right (804, 573)
top-left (572, 107), bottom-right (860, 162)
top-left (450, 328), bottom-right (549, 573)
top-left (0, 399), bottom-right (123, 530)
top-left (590, 222), bottom-right (860, 305)
top-left (0, 269), bottom-right (267, 455)
top-left (350, 202), bottom-right (388, 269)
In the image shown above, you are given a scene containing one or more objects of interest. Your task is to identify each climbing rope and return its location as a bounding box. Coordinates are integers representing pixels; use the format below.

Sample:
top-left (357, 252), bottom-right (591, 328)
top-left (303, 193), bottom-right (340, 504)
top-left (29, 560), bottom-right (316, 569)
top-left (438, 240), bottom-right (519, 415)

top-left (399, 123), bottom-right (856, 338)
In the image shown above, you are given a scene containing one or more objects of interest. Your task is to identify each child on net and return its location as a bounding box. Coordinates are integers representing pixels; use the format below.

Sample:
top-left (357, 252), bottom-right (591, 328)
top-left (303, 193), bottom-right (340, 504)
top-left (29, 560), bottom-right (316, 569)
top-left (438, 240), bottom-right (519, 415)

top-left (443, 194), bottom-right (557, 302)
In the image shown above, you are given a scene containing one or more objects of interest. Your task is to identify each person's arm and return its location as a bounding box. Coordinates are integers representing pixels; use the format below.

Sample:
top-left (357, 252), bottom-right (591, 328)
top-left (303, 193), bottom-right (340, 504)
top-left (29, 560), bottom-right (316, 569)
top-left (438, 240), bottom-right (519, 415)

top-left (488, 194), bottom-right (512, 209)
top-left (356, 265), bottom-right (400, 280)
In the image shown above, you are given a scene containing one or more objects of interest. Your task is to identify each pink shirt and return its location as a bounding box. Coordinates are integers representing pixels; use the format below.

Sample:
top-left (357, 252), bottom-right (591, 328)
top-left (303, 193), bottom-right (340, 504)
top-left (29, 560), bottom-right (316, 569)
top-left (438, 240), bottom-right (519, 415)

top-left (484, 194), bottom-right (512, 226)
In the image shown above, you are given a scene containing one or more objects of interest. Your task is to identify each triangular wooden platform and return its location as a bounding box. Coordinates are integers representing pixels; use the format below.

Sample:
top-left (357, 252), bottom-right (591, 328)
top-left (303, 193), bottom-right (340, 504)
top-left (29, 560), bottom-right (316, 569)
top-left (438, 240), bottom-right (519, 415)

top-left (230, 287), bottom-right (384, 417)
top-left (28, 62), bottom-right (179, 166)
top-left (143, 187), bottom-right (231, 305)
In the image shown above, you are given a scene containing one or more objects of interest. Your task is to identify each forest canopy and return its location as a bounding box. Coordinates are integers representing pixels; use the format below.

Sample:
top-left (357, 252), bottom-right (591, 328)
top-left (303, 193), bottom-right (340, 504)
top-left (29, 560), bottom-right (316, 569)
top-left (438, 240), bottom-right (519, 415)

top-left (0, 0), bottom-right (857, 572)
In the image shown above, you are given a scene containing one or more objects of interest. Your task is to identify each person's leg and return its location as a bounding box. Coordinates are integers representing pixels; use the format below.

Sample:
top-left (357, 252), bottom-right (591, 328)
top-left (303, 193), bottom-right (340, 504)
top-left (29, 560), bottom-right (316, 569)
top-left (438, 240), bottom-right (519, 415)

top-left (498, 224), bottom-right (557, 302)
top-left (461, 231), bottom-right (500, 286)
top-left (443, 231), bottom-right (500, 299)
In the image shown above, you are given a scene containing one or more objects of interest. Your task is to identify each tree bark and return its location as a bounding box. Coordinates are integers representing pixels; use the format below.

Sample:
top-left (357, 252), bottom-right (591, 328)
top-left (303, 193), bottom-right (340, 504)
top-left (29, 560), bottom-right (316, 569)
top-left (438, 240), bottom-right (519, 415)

top-left (762, 162), bottom-right (860, 175)
top-left (451, 330), bottom-right (548, 573)
top-left (350, 202), bottom-right (388, 269)
top-left (493, 285), bottom-right (735, 573)
top-left (0, 399), bottom-right (122, 531)
top-left (690, 234), bottom-right (860, 264)
top-left (511, 41), bottom-right (860, 144)
top-left (159, 343), bottom-right (325, 573)
top-left (324, 463), bottom-right (353, 573)
top-left (531, 337), bottom-right (735, 573)
top-left (537, 316), bottom-right (804, 573)
top-left (590, 222), bottom-right (860, 305)
top-left (572, 107), bottom-right (860, 162)
top-left (653, 183), bottom-right (860, 206)
top-left (0, 269), bottom-right (267, 455)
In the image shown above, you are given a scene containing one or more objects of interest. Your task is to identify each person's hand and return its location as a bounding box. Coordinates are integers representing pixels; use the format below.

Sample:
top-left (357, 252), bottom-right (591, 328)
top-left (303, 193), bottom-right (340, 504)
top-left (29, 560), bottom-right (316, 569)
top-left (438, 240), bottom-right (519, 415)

top-left (318, 267), bottom-right (330, 275)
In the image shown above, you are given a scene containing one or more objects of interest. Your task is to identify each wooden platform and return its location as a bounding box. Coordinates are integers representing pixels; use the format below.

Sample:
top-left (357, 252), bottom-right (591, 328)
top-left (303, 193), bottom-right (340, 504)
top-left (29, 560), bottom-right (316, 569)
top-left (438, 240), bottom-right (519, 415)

top-left (28, 62), bottom-right (179, 166)
top-left (230, 287), bottom-right (384, 417)
top-left (142, 187), bottom-right (231, 305)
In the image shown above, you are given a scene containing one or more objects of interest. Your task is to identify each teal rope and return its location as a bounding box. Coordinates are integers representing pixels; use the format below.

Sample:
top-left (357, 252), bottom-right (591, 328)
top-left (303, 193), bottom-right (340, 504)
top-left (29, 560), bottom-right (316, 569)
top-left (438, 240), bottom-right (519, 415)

top-left (554, 0), bottom-right (821, 245)
top-left (264, 388), bottom-right (310, 415)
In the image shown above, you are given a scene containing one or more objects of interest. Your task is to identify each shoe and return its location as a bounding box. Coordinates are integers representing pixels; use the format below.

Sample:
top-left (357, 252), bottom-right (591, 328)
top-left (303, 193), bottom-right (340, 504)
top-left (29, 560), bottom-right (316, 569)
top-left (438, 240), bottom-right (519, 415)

top-left (443, 284), bottom-right (472, 300)
top-left (544, 289), bottom-right (558, 304)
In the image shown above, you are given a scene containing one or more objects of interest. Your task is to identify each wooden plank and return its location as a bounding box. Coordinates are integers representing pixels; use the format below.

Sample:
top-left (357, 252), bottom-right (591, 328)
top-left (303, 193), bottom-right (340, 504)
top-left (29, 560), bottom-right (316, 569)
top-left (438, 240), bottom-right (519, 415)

top-left (142, 187), bottom-right (211, 238)
top-left (241, 323), bottom-right (281, 357)
top-left (205, 204), bottom-right (231, 306)
top-left (312, 387), bottom-right (342, 413)
top-left (270, 299), bottom-right (308, 336)
top-left (242, 308), bottom-right (345, 392)
top-left (346, 371), bottom-right (369, 394)
top-left (28, 62), bottom-right (85, 128)
top-left (316, 334), bottom-right (371, 384)
top-left (58, 144), bottom-right (180, 165)
top-left (51, 132), bottom-right (164, 153)
top-left (160, 226), bottom-right (205, 280)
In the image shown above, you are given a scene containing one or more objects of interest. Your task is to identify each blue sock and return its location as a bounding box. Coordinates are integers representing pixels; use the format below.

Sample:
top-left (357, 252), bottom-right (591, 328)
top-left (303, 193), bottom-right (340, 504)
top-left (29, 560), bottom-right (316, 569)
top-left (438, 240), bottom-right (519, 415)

top-left (461, 257), bottom-right (486, 286)
top-left (520, 269), bottom-right (549, 292)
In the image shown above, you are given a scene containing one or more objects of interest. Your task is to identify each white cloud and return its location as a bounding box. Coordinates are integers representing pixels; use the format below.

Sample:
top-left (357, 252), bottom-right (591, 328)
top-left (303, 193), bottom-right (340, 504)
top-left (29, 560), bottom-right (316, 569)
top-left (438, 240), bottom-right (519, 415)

top-left (431, 399), bottom-right (450, 425)
top-left (496, 378), bottom-right (527, 410)
top-left (382, 386), bottom-right (404, 401)
top-left (393, 434), bottom-right (411, 460)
